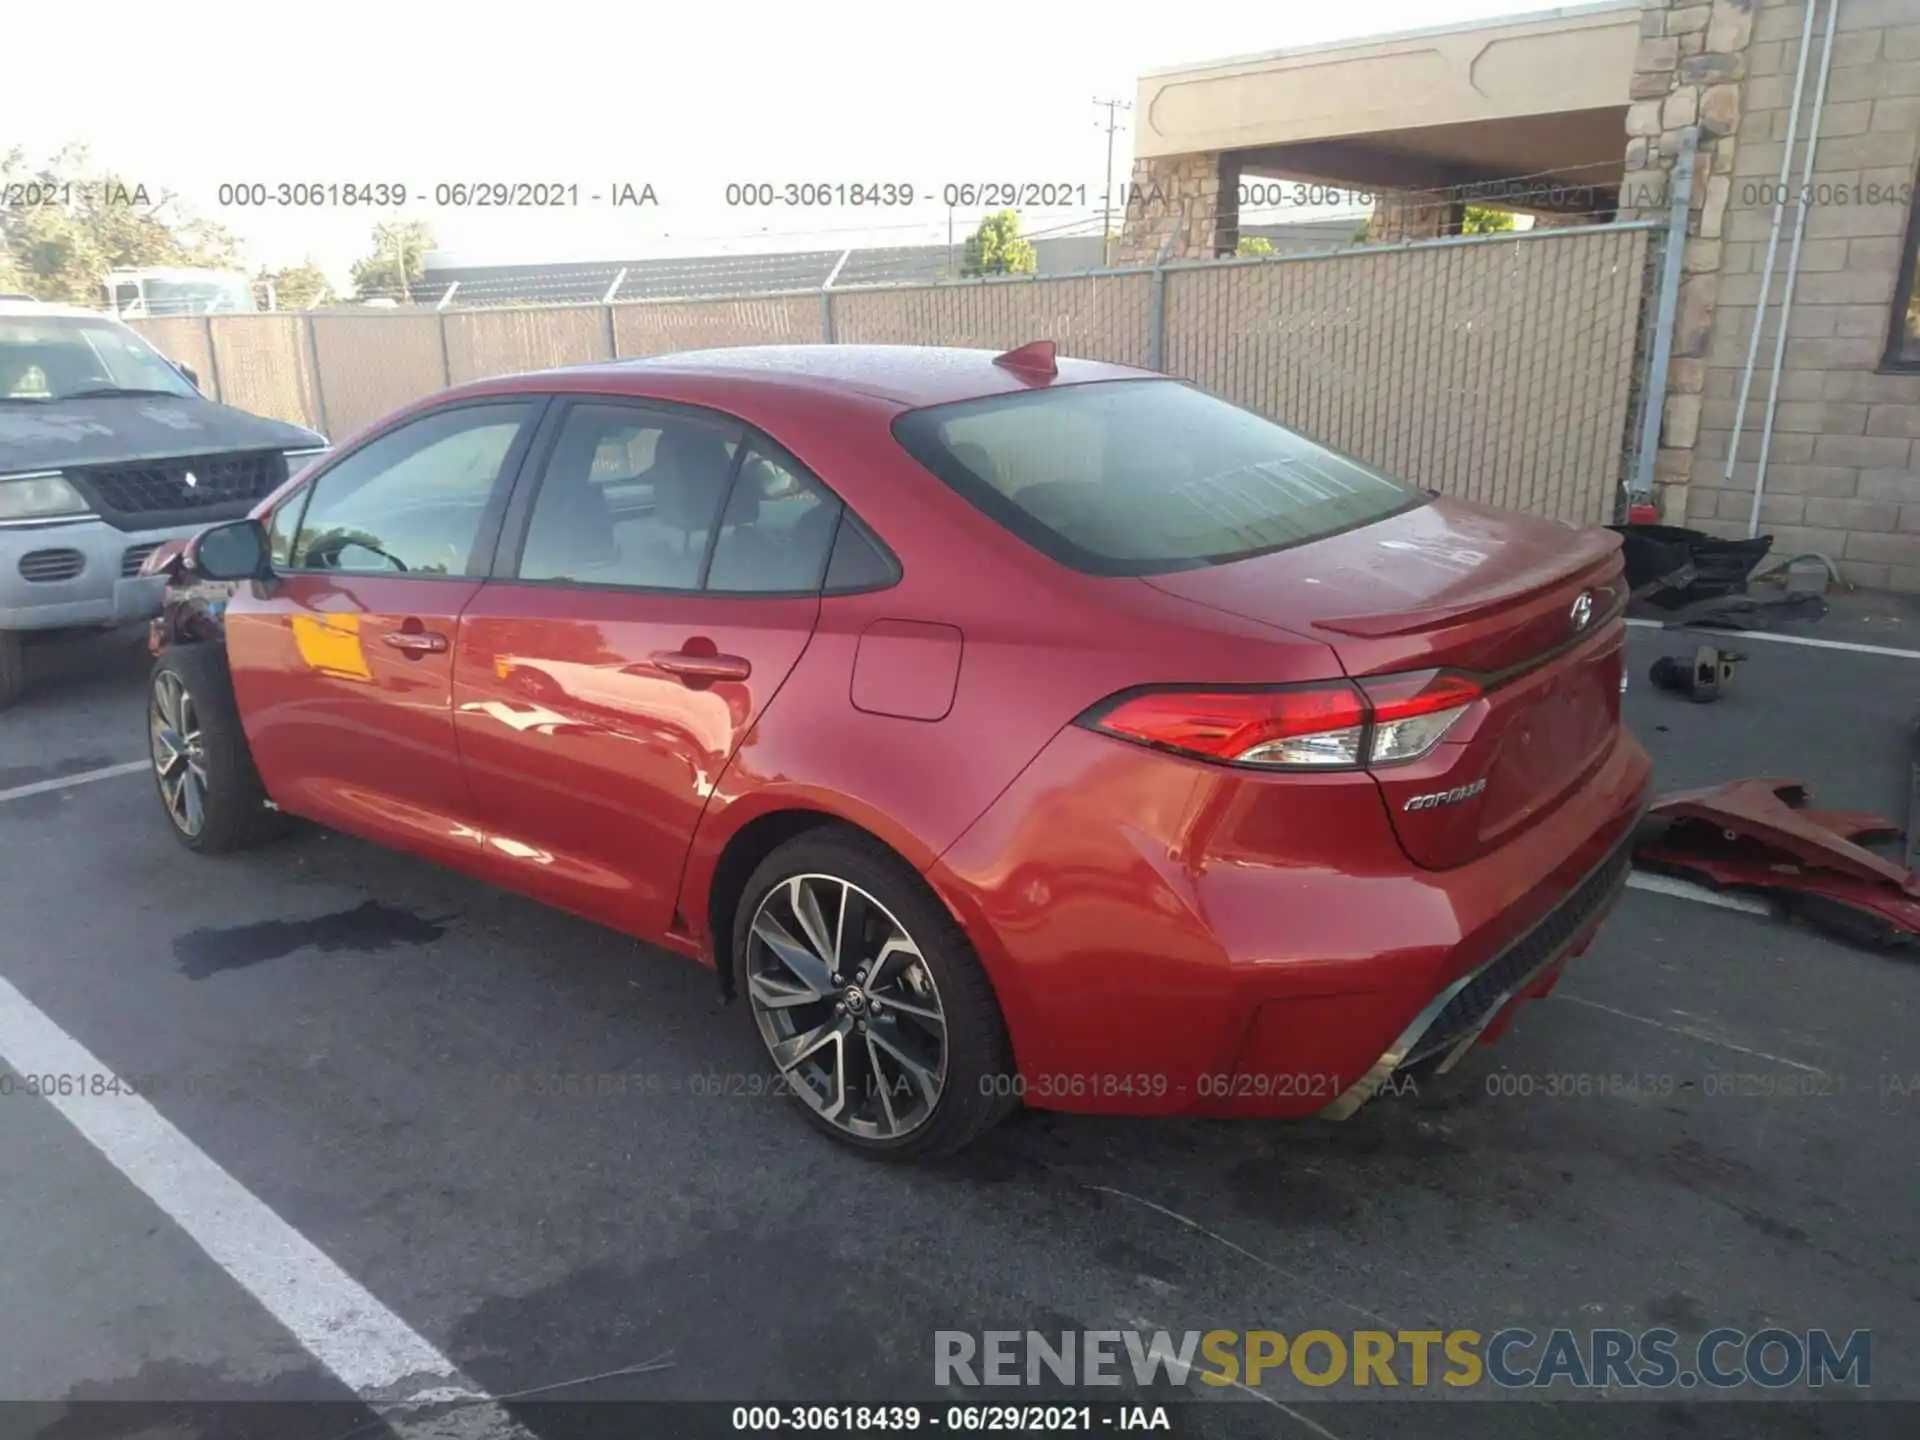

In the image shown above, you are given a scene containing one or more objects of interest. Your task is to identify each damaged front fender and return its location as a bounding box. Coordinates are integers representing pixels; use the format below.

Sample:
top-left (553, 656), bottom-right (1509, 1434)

top-left (142, 540), bottom-right (234, 657)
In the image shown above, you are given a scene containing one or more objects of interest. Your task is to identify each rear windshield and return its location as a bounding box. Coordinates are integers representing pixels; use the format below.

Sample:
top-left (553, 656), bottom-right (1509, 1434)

top-left (890, 378), bottom-right (1424, 576)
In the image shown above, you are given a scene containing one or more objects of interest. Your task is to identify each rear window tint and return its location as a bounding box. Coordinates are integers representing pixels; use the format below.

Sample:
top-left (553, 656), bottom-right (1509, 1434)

top-left (890, 379), bottom-right (1424, 576)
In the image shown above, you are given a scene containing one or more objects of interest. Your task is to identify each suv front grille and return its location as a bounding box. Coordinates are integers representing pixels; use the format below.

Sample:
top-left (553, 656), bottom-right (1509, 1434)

top-left (19, 548), bottom-right (85, 583)
top-left (1402, 837), bottom-right (1635, 1068)
top-left (122, 542), bottom-right (163, 577)
top-left (66, 452), bottom-right (286, 528)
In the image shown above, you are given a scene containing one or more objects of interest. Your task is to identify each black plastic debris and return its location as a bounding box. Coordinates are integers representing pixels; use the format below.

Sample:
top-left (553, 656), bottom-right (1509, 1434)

top-left (1608, 524), bottom-right (1774, 610)
top-left (1609, 523), bottom-right (1827, 630)
top-left (1649, 644), bottom-right (1745, 703)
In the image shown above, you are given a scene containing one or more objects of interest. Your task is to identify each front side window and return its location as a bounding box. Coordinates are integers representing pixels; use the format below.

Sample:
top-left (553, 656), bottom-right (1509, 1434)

top-left (265, 489), bottom-right (304, 567)
top-left (0, 317), bottom-right (199, 401)
top-left (891, 379), bottom-right (1424, 576)
top-left (289, 403), bottom-right (530, 576)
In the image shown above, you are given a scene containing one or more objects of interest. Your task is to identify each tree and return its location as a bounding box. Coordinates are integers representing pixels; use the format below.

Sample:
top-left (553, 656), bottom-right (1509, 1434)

top-left (258, 260), bottom-right (334, 310)
top-left (0, 144), bottom-right (242, 305)
top-left (349, 220), bottom-right (435, 303)
top-left (1460, 206), bottom-right (1517, 235)
top-left (1235, 236), bottom-right (1274, 257)
top-left (960, 210), bottom-right (1035, 279)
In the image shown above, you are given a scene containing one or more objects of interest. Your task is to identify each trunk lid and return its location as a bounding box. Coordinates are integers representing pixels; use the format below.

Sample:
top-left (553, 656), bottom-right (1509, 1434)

top-left (1143, 497), bottom-right (1628, 868)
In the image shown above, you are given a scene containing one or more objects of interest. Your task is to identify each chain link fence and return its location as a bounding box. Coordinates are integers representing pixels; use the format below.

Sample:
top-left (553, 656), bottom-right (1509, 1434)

top-left (133, 221), bottom-right (1662, 526)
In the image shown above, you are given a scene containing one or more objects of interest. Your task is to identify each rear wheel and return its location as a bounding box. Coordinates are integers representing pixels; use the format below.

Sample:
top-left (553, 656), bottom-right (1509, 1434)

top-left (734, 829), bottom-right (1016, 1159)
top-left (148, 645), bottom-right (290, 854)
top-left (0, 630), bottom-right (21, 710)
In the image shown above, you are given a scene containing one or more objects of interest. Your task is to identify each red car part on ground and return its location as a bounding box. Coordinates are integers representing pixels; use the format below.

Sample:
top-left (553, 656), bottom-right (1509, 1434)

top-left (1634, 778), bottom-right (1920, 949)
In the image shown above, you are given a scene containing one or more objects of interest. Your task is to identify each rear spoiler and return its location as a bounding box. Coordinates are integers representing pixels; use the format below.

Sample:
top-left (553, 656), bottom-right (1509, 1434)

top-left (1313, 534), bottom-right (1623, 639)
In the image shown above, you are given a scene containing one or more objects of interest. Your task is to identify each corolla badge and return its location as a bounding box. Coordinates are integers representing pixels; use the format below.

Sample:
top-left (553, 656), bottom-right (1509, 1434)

top-left (1403, 778), bottom-right (1488, 812)
top-left (1570, 591), bottom-right (1593, 630)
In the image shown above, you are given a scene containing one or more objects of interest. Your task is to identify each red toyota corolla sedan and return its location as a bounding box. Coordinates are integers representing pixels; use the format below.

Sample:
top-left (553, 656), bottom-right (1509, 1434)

top-left (143, 342), bottom-right (1650, 1158)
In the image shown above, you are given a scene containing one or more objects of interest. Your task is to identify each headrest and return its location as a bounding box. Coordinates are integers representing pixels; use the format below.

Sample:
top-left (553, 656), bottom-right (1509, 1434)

top-left (654, 429), bottom-right (736, 532)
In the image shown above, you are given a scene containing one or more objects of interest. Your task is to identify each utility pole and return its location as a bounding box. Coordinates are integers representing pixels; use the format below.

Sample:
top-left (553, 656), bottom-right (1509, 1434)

top-left (393, 227), bottom-right (413, 306)
top-left (1094, 96), bottom-right (1132, 268)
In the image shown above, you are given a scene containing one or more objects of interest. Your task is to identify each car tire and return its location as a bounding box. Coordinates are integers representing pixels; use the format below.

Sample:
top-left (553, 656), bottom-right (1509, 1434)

top-left (148, 644), bottom-right (291, 854)
top-left (0, 630), bottom-right (21, 711)
top-left (733, 828), bottom-right (1018, 1160)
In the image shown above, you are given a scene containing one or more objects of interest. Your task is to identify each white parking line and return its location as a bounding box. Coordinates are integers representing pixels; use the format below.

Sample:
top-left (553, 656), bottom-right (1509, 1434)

top-left (0, 759), bottom-right (150, 805)
top-left (1555, 993), bottom-right (1827, 1074)
top-left (1624, 616), bottom-right (1920, 659)
top-left (0, 974), bottom-right (534, 1439)
top-left (1626, 870), bottom-right (1774, 915)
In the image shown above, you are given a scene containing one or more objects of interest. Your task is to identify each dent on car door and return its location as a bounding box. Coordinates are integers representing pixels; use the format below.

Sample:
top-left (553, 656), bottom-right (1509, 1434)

top-left (224, 399), bottom-right (541, 860)
top-left (451, 401), bottom-right (839, 938)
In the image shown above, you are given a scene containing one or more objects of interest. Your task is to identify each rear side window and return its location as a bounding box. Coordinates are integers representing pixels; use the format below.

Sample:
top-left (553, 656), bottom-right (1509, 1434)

top-left (516, 404), bottom-right (742, 590)
top-left (706, 444), bottom-right (843, 594)
top-left (890, 379), bottom-right (1423, 577)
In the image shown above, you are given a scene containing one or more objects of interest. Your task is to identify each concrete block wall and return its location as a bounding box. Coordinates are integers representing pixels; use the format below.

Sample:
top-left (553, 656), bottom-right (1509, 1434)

top-left (1684, 0), bottom-right (1920, 591)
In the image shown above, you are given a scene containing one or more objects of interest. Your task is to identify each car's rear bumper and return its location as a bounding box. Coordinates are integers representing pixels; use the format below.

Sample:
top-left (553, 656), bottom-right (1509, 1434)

top-left (1313, 827), bottom-right (1634, 1120)
top-left (929, 723), bottom-right (1651, 1118)
top-left (0, 519), bottom-right (194, 631)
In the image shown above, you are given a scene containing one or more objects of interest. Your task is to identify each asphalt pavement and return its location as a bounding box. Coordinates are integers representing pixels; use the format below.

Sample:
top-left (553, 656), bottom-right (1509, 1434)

top-left (0, 612), bottom-right (1916, 1440)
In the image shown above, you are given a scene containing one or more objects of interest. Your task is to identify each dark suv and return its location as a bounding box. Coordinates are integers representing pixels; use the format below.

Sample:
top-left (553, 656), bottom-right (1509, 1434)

top-left (0, 299), bottom-right (326, 706)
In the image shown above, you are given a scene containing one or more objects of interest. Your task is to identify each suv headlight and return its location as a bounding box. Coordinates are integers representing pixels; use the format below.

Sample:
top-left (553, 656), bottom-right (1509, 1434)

top-left (0, 472), bottom-right (93, 523)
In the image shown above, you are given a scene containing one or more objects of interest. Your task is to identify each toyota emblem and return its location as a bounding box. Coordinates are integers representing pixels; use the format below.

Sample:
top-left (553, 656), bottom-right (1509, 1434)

top-left (1570, 592), bottom-right (1594, 631)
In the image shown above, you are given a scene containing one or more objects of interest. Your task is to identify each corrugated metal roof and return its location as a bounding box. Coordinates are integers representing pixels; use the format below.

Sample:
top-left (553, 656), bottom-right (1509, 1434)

top-left (415, 223), bottom-right (1356, 307)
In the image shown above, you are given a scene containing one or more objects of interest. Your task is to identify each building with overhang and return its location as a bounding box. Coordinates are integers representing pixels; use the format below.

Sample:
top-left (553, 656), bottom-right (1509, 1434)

top-left (1117, 2), bottom-right (1642, 260)
top-left (1118, 0), bottom-right (1920, 593)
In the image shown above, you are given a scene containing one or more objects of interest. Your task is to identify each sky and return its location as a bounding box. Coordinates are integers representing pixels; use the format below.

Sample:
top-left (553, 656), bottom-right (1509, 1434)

top-left (9, 0), bottom-right (1573, 285)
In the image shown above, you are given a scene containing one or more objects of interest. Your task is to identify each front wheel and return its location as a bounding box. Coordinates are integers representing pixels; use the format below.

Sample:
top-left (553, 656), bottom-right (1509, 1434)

top-left (148, 645), bottom-right (291, 854)
top-left (734, 829), bottom-right (1017, 1159)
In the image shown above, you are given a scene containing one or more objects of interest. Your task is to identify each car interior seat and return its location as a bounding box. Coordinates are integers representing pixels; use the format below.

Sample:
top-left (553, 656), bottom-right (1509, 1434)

top-left (519, 424), bottom-right (618, 580)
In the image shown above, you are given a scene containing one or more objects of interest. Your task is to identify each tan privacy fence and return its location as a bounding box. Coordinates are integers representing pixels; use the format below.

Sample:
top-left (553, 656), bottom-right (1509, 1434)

top-left (136, 223), bottom-right (1655, 525)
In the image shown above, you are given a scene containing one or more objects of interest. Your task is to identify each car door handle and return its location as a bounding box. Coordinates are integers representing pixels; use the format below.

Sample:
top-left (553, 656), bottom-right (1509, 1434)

top-left (649, 649), bottom-right (751, 683)
top-left (382, 629), bottom-right (449, 656)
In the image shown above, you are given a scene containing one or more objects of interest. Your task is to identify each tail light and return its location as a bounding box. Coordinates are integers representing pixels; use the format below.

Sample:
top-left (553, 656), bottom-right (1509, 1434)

top-left (1079, 669), bottom-right (1482, 771)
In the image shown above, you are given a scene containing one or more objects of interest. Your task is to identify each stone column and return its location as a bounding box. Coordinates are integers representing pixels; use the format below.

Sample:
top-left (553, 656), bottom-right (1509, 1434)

top-left (1621, 0), bottom-right (1753, 524)
top-left (1115, 152), bottom-right (1241, 264)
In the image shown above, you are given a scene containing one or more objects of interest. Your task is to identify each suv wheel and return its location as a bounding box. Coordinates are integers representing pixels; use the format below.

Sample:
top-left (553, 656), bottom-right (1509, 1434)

top-left (148, 645), bottom-right (290, 854)
top-left (0, 631), bottom-right (21, 710)
top-left (734, 829), bottom-right (1017, 1159)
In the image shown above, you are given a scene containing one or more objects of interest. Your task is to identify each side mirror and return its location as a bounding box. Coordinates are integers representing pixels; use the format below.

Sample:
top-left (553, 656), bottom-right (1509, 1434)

top-left (186, 519), bottom-right (269, 581)
top-left (175, 360), bottom-right (201, 390)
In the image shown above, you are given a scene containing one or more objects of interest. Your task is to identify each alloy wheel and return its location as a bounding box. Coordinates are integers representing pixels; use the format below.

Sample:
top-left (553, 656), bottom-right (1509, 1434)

top-left (150, 670), bottom-right (208, 838)
top-left (743, 874), bottom-right (949, 1141)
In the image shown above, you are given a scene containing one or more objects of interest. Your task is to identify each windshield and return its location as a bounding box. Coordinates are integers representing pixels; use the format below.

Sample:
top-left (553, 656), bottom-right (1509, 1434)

top-left (891, 378), bottom-right (1424, 576)
top-left (143, 277), bottom-right (255, 316)
top-left (0, 315), bottom-right (202, 401)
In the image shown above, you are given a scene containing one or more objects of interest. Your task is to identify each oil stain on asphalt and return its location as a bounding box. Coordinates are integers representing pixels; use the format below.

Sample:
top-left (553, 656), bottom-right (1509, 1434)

top-left (172, 901), bottom-right (448, 979)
